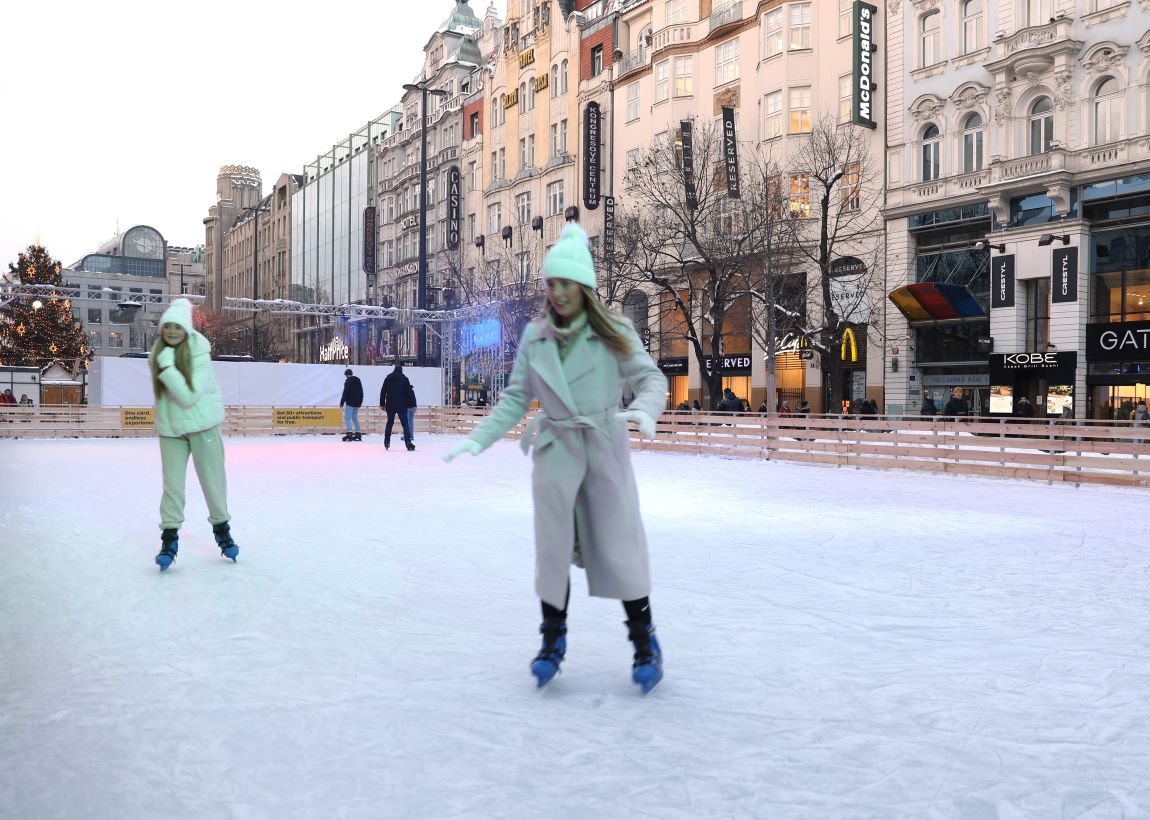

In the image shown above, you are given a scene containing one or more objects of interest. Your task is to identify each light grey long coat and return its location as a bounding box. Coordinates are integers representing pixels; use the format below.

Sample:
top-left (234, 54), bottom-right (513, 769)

top-left (468, 315), bottom-right (668, 609)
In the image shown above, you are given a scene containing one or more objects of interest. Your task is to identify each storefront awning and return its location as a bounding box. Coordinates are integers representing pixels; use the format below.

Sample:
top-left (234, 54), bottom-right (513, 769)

top-left (888, 283), bottom-right (987, 324)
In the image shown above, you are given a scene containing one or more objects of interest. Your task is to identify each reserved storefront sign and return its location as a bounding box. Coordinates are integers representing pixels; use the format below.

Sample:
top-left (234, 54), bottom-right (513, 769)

top-left (1086, 320), bottom-right (1150, 361)
top-left (703, 355), bottom-right (752, 375)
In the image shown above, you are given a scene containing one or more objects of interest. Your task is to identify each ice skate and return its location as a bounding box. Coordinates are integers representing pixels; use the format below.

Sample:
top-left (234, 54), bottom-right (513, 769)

top-left (626, 619), bottom-right (663, 694)
top-left (212, 522), bottom-right (239, 562)
top-left (155, 528), bottom-right (179, 571)
top-left (531, 617), bottom-right (567, 688)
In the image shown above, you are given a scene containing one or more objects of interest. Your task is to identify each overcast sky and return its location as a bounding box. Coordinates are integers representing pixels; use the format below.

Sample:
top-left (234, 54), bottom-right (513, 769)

top-left (0, 1), bottom-right (473, 271)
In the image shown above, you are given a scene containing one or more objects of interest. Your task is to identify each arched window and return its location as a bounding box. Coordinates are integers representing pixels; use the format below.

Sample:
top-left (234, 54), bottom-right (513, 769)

top-left (961, 0), bottom-right (983, 54)
top-left (550, 64), bottom-right (558, 98)
top-left (921, 12), bottom-right (941, 67)
top-left (637, 24), bottom-right (652, 52)
top-left (962, 113), bottom-right (984, 172)
top-left (1094, 77), bottom-right (1122, 145)
top-left (561, 59), bottom-right (569, 94)
top-left (922, 124), bottom-right (941, 181)
top-left (519, 82), bottom-right (528, 111)
top-left (1029, 97), bottom-right (1053, 154)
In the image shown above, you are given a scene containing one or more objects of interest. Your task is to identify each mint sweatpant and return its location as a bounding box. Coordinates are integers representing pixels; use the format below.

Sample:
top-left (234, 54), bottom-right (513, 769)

top-left (158, 426), bottom-right (230, 530)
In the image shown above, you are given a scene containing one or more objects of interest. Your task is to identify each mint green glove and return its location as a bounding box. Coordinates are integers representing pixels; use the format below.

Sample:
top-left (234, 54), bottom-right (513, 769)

top-left (156, 346), bottom-right (175, 369)
top-left (443, 440), bottom-right (482, 463)
top-left (617, 409), bottom-right (657, 439)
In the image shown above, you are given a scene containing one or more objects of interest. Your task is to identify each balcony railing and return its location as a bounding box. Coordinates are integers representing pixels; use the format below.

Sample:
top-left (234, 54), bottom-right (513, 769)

top-left (617, 48), bottom-right (649, 78)
top-left (709, 1), bottom-right (742, 33)
top-left (651, 23), bottom-right (697, 52)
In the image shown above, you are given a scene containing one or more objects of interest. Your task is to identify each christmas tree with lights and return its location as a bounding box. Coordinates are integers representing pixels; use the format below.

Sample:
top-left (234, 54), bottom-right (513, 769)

top-left (0, 245), bottom-right (91, 369)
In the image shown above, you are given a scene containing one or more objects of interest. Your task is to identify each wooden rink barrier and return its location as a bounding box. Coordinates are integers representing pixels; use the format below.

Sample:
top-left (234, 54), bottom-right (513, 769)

top-left (3, 405), bottom-right (1148, 489)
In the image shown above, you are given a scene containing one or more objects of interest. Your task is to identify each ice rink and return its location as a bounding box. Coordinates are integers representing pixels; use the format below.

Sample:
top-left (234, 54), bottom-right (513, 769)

top-left (2, 434), bottom-right (1148, 819)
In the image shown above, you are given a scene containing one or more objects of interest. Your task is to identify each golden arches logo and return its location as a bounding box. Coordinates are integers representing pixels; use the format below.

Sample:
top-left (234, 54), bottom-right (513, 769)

top-left (841, 327), bottom-right (859, 362)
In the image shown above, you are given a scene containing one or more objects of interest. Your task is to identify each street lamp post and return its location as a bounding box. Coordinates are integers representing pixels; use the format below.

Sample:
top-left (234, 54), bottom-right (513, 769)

top-left (403, 80), bottom-right (448, 366)
top-left (818, 168), bottom-right (845, 413)
top-left (251, 202), bottom-right (261, 359)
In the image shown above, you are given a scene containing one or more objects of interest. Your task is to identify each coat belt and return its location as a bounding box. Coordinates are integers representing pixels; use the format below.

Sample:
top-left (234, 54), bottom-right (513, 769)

top-left (520, 406), bottom-right (617, 455)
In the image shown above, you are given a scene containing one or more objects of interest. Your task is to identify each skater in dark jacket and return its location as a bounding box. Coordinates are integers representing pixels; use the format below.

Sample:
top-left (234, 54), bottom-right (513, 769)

top-left (380, 364), bottom-right (415, 450)
top-left (339, 369), bottom-right (364, 441)
top-left (443, 223), bottom-right (667, 694)
top-left (147, 299), bottom-right (238, 570)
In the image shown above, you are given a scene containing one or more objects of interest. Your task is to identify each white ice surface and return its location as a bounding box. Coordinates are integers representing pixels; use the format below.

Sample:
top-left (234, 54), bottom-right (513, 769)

top-left (1, 435), bottom-right (1148, 820)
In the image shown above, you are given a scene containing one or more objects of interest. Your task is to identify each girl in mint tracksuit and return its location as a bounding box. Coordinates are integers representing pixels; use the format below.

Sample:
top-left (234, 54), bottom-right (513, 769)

top-left (148, 298), bottom-right (239, 570)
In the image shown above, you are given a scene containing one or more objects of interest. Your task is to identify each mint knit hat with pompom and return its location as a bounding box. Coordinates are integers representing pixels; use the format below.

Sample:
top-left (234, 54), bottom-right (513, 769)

top-left (540, 223), bottom-right (596, 289)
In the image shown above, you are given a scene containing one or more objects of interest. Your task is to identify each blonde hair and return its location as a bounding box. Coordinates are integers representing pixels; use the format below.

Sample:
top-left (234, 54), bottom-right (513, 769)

top-left (545, 285), bottom-right (636, 358)
top-left (149, 335), bottom-right (194, 400)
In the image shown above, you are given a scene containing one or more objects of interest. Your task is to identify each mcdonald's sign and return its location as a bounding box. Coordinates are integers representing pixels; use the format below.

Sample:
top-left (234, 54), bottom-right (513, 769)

top-left (840, 326), bottom-right (860, 363)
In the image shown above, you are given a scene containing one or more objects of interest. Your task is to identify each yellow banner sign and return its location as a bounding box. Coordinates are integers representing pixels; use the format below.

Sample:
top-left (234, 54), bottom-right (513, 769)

top-left (273, 407), bottom-right (343, 427)
top-left (121, 407), bottom-right (155, 428)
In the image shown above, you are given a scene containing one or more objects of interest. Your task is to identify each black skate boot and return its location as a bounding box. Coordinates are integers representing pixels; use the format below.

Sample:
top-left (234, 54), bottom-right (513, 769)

top-left (531, 617), bottom-right (567, 688)
top-left (353, 432), bottom-right (363, 441)
top-left (155, 528), bottom-right (179, 571)
top-left (405, 440), bottom-right (415, 451)
top-left (212, 522), bottom-right (239, 562)
top-left (341, 432), bottom-right (353, 441)
top-left (626, 619), bottom-right (663, 694)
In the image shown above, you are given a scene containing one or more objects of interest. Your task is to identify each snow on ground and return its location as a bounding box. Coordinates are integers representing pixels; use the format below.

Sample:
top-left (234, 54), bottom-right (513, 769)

top-left (1, 434), bottom-right (1148, 820)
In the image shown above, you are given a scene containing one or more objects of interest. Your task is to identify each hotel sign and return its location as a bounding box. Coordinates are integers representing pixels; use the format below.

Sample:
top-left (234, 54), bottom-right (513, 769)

top-left (680, 120), bottom-right (698, 211)
top-left (362, 206), bottom-right (377, 274)
top-left (852, 2), bottom-right (878, 129)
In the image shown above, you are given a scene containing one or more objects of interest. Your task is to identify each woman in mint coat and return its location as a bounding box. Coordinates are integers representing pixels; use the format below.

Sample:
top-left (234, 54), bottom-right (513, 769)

top-left (444, 224), bottom-right (668, 693)
top-left (148, 298), bottom-right (239, 570)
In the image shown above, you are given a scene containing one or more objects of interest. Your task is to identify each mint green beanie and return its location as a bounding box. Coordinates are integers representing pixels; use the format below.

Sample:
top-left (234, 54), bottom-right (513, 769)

top-left (541, 223), bottom-right (596, 289)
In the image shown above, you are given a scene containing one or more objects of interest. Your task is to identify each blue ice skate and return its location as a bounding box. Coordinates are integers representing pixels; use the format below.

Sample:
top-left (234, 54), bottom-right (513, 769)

top-left (212, 522), bottom-right (239, 562)
top-left (155, 529), bottom-right (179, 571)
top-left (531, 617), bottom-right (567, 688)
top-left (626, 620), bottom-right (663, 695)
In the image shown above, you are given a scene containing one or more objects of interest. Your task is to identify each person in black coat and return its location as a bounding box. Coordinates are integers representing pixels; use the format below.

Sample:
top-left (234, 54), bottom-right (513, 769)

top-left (920, 396), bottom-right (938, 416)
top-left (380, 364), bottom-right (416, 451)
top-left (943, 388), bottom-right (969, 421)
top-left (339, 368), bottom-right (364, 441)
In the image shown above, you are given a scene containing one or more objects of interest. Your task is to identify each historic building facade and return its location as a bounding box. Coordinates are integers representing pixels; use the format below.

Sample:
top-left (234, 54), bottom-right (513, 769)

top-left (375, 1), bottom-right (488, 366)
top-left (885, 0), bottom-right (1150, 419)
top-left (610, 0), bottom-right (887, 411)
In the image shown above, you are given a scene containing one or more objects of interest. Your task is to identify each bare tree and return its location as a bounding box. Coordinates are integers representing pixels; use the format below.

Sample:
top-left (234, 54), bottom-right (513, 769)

top-left (615, 118), bottom-right (797, 410)
top-left (783, 114), bottom-right (885, 412)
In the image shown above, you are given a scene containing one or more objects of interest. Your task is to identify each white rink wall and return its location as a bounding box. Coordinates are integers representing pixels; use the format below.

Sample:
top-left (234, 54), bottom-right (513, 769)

top-left (86, 356), bottom-right (442, 408)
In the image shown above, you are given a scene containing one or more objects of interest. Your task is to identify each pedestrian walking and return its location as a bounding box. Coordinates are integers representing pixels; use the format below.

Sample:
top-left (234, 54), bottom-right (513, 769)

top-left (147, 298), bottom-right (238, 571)
top-left (339, 368), bottom-right (364, 442)
top-left (442, 223), bottom-right (668, 694)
